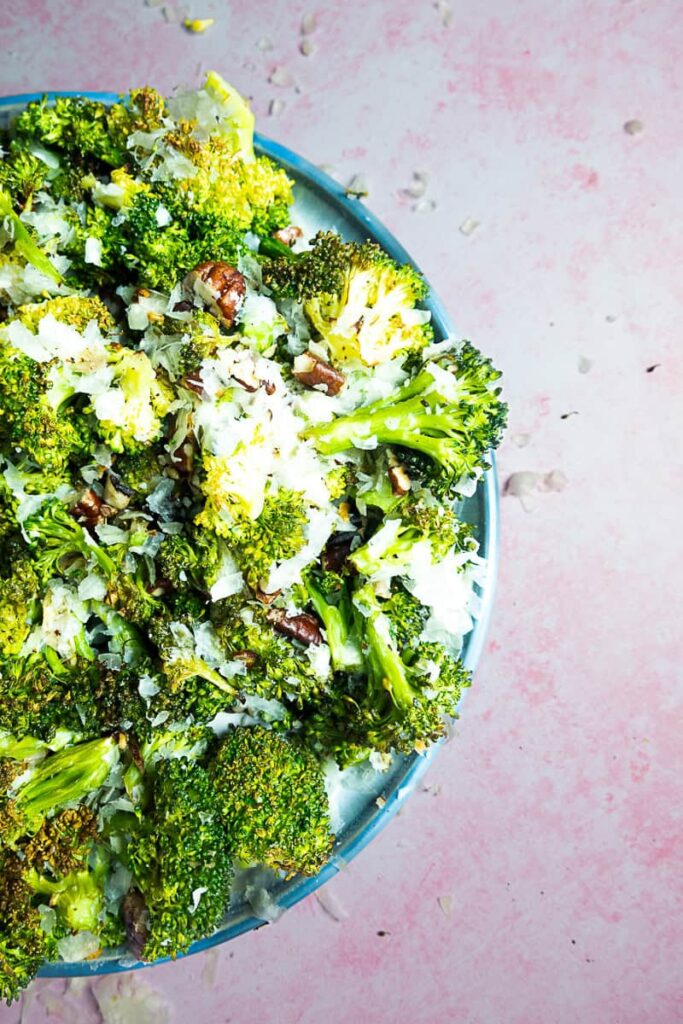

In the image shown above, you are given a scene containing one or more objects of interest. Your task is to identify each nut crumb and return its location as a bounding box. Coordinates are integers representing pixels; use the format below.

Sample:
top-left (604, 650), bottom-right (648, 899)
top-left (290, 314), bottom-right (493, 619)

top-left (269, 97), bottom-right (285, 117)
top-left (623, 118), bottom-right (644, 135)
top-left (414, 197), bottom-right (437, 213)
top-left (459, 217), bottom-right (480, 236)
top-left (434, 0), bottom-right (453, 26)
top-left (269, 65), bottom-right (295, 87)
top-left (301, 12), bottom-right (317, 34)
top-left (299, 38), bottom-right (315, 56)
top-left (511, 432), bottom-right (532, 448)
top-left (437, 895), bottom-right (454, 916)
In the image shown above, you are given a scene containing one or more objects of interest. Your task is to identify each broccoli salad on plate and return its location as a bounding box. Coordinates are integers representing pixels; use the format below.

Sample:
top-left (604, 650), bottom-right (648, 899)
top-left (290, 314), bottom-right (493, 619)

top-left (0, 73), bottom-right (506, 999)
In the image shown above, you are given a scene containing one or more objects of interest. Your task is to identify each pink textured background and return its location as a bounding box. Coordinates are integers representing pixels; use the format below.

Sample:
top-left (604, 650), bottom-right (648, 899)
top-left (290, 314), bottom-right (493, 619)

top-left (2, 1), bottom-right (682, 1021)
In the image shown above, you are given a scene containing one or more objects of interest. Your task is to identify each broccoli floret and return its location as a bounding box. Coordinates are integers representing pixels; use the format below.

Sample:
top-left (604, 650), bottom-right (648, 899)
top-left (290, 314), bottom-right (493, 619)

top-left (24, 499), bottom-right (116, 583)
top-left (126, 757), bottom-right (233, 962)
top-left (306, 584), bottom-right (470, 764)
top-left (113, 446), bottom-right (164, 495)
top-left (325, 462), bottom-right (357, 501)
top-left (0, 342), bottom-right (94, 477)
top-left (349, 501), bottom-right (475, 579)
top-left (261, 230), bottom-right (349, 300)
top-left (0, 736), bottom-right (119, 847)
top-left (0, 148), bottom-right (48, 207)
top-left (16, 295), bottom-right (114, 334)
top-left (0, 652), bottom-right (101, 744)
top-left (303, 569), bottom-right (361, 671)
top-left (303, 343), bottom-right (507, 498)
top-left (211, 601), bottom-right (324, 705)
top-left (197, 487), bottom-right (307, 591)
top-left (149, 615), bottom-right (237, 697)
top-left (0, 189), bottom-right (62, 284)
top-left (0, 555), bottom-right (39, 657)
top-left (0, 852), bottom-right (57, 1004)
top-left (105, 564), bottom-right (160, 626)
top-left (262, 232), bottom-right (429, 366)
top-left (89, 600), bottom-right (148, 667)
top-left (157, 533), bottom-right (199, 589)
top-left (25, 844), bottom-right (110, 936)
top-left (90, 348), bottom-right (173, 453)
top-left (21, 806), bottom-right (98, 877)
top-left (210, 727), bottom-right (334, 877)
top-left (13, 90), bottom-right (166, 169)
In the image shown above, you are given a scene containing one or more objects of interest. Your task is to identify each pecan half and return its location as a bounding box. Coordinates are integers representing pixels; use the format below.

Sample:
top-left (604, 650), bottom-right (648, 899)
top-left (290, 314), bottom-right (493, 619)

top-left (322, 532), bottom-right (355, 573)
top-left (293, 351), bottom-right (345, 396)
top-left (71, 489), bottom-right (114, 528)
top-left (273, 225), bottom-right (303, 247)
top-left (185, 261), bottom-right (246, 327)
top-left (267, 608), bottom-right (323, 646)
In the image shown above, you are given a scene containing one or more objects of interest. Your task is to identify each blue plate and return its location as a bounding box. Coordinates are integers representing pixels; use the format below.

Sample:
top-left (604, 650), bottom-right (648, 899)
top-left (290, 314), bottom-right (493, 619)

top-left (0, 92), bottom-right (500, 976)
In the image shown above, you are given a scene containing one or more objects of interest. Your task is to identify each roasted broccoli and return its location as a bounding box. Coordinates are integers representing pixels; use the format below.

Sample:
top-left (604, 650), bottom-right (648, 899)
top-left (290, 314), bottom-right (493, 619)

top-left (303, 343), bottom-right (507, 496)
top-left (0, 736), bottom-right (119, 846)
top-left (210, 727), bottom-right (334, 876)
top-left (262, 231), bottom-right (430, 365)
top-left (126, 757), bottom-right (233, 961)
top-left (305, 583), bottom-right (470, 764)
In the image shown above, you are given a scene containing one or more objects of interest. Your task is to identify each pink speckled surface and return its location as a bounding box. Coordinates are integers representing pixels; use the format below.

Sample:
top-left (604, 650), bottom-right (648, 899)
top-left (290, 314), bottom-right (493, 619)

top-left (2, 1), bottom-right (682, 1021)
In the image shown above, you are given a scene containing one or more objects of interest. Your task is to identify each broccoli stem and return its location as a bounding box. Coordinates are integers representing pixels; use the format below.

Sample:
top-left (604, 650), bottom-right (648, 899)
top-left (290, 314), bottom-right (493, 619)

top-left (302, 371), bottom-right (464, 469)
top-left (305, 577), bottom-right (361, 671)
top-left (13, 736), bottom-right (118, 825)
top-left (362, 608), bottom-right (416, 713)
top-left (350, 526), bottom-right (417, 577)
top-left (0, 189), bottom-right (63, 284)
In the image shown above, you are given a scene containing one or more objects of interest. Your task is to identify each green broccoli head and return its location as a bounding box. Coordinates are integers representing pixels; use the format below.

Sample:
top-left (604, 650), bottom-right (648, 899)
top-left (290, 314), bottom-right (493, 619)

top-left (24, 844), bottom-right (110, 937)
top-left (90, 348), bottom-right (173, 454)
top-left (24, 498), bottom-right (116, 583)
top-left (198, 487), bottom-right (308, 592)
top-left (303, 342), bottom-right (507, 499)
top-left (21, 806), bottom-right (99, 877)
top-left (0, 556), bottom-right (39, 657)
top-left (0, 852), bottom-right (57, 1004)
top-left (126, 757), bottom-right (233, 962)
top-left (0, 342), bottom-right (93, 477)
top-left (262, 232), bottom-right (430, 366)
top-left (15, 295), bottom-right (114, 334)
top-left (113, 446), bottom-right (164, 496)
top-left (349, 500), bottom-right (475, 579)
top-left (211, 600), bottom-right (325, 705)
top-left (0, 148), bottom-right (48, 207)
top-left (210, 727), bottom-right (334, 877)
top-left (0, 652), bottom-right (105, 744)
top-left (149, 614), bottom-right (237, 697)
top-left (13, 89), bottom-right (166, 168)
top-left (305, 582), bottom-right (470, 764)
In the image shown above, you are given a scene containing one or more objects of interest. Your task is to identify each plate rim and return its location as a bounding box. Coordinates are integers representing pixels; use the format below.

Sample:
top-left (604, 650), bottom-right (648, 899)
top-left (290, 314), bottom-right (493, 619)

top-left (0, 90), bottom-right (500, 976)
